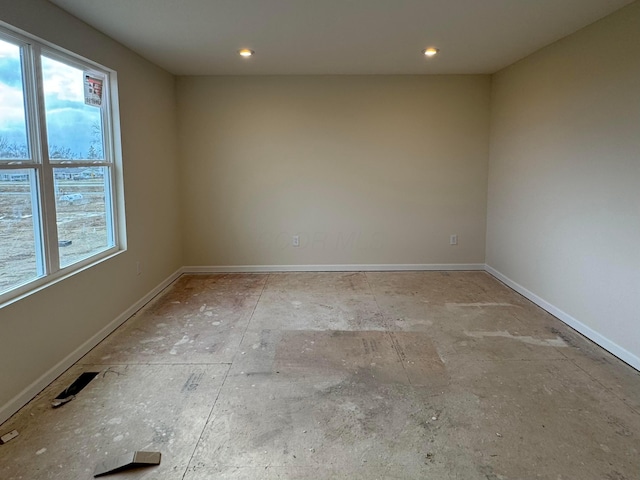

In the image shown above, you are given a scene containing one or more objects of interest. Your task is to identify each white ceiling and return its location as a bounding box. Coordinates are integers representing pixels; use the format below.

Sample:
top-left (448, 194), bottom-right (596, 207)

top-left (48, 0), bottom-right (633, 75)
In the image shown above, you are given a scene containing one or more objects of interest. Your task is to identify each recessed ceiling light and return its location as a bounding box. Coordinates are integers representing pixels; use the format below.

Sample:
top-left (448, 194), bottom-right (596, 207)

top-left (238, 48), bottom-right (254, 57)
top-left (423, 47), bottom-right (439, 57)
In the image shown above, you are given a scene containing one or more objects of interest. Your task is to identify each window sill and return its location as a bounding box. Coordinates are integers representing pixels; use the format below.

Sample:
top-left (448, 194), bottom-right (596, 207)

top-left (0, 248), bottom-right (126, 310)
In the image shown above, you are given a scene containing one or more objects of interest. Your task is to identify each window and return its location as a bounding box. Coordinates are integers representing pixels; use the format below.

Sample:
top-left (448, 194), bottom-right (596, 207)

top-left (0, 25), bottom-right (122, 302)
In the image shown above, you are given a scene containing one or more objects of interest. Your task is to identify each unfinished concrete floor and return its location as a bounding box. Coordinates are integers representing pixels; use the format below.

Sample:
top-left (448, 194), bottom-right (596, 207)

top-left (1, 272), bottom-right (639, 479)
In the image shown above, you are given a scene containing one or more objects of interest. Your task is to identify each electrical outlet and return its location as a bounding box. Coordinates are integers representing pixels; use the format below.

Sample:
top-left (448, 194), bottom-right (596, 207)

top-left (292, 235), bottom-right (300, 247)
top-left (450, 234), bottom-right (458, 246)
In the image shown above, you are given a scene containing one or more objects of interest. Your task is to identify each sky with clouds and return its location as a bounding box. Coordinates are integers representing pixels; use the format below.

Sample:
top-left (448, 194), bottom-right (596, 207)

top-left (0, 39), bottom-right (27, 149)
top-left (0, 38), bottom-right (103, 160)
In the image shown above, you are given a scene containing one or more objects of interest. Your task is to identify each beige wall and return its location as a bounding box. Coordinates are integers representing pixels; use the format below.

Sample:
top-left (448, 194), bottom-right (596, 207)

top-left (487, 1), bottom-right (640, 365)
top-left (177, 75), bottom-right (490, 267)
top-left (0, 0), bottom-right (182, 417)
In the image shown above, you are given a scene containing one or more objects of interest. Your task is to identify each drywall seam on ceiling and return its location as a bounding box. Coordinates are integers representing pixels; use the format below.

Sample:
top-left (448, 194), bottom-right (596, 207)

top-left (0, 268), bottom-right (183, 426)
top-left (485, 265), bottom-right (640, 371)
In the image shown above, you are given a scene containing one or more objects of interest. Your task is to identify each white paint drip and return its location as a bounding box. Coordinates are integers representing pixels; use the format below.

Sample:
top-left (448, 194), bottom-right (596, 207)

top-left (139, 336), bottom-right (165, 344)
top-left (169, 335), bottom-right (190, 354)
top-left (464, 330), bottom-right (567, 347)
top-left (199, 305), bottom-right (206, 312)
top-left (397, 318), bottom-right (434, 327)
top-left (174, 335), bottom-right (190, 346)
top-left (446, 302), bottom-right (515, 308)
top-left (36, 448), bottom-right (47, 455)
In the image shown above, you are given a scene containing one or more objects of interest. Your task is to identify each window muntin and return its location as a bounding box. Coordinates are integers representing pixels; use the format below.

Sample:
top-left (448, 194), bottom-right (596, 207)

top-left (0, 25), bottom-right (121, 302)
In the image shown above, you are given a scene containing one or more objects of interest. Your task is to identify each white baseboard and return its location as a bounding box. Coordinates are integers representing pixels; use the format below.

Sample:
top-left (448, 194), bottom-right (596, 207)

top-left (0, 268), bottom-right (183, 426)
top-left (485, 265), bottom-right (640, 371)
top-left (184, 263), bottom-right (486, 273)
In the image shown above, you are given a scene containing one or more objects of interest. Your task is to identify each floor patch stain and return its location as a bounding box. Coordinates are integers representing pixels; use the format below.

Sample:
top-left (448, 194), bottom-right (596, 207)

top-left (464, 330), bottom-right (567, 347)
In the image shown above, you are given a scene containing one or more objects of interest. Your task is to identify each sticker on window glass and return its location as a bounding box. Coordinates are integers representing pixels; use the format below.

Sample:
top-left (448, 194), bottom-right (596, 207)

top-left (84, 74), bottom-right (103, 107)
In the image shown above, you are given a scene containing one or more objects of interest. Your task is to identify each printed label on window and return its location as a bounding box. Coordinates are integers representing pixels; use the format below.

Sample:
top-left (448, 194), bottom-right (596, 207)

top-left (84, 74), bottom-right (103, 107)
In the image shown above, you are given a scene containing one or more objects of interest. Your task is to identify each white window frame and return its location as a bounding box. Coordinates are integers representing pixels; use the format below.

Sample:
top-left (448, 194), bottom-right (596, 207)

top-left (0, 23), bottom-right (124, 306)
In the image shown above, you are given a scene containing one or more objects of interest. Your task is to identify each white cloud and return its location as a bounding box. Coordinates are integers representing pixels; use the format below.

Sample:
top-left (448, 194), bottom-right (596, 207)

top-left (42, 56), bottom-right (84, 103)
top-left (0, 81), bottom-right (26, 129)
top-left (0, 38), bottom-right (20, 59)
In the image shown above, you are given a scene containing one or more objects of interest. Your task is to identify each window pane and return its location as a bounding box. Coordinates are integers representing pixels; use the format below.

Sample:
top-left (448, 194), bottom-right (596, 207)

top-left (54, 166), bottom-right (111, 267)
top-left (42, 55), bottom-right (105, 161)
top-left (0, 169), bottom-right (40, 293)
top-left (0, 38), bottom-right (29, 160)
